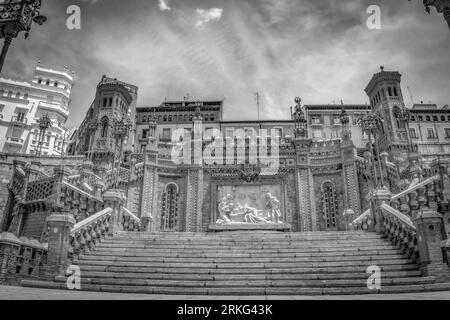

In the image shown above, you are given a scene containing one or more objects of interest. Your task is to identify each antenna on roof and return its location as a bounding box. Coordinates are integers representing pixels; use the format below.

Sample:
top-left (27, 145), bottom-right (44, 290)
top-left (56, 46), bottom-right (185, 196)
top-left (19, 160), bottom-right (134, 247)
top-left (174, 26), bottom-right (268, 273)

top-left (255, 92), bottom-right (261, 122)
top-left (407, 86), bottom-right (414, 108)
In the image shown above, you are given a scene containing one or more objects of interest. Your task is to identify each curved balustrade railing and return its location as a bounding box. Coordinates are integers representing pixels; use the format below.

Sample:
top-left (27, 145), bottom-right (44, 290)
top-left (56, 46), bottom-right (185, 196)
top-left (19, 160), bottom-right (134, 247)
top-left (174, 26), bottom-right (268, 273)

top-left (122, 207), bottom-right (141, 232)
top-left (352, 209), bottom-right (372, 230)
top-left (380, 203), bottom-right (419, 263)
top-left (69, 208), bottom-right (113, 259)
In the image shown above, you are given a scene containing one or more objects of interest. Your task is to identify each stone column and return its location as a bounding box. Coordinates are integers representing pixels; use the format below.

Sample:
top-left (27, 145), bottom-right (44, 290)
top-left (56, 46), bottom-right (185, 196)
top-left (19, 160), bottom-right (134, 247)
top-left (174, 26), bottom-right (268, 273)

top-left (414, 209), bottom-right (450, 282)
top-left (140, 150), bottom-right (159, 232)
top-left (0, 232), bottom-right (21, 283)
top-left (186, 165), bottom-right (204, 232)
top-left (103, 190), bottom-right (126, 236)
top-left (293, 138), bottom-right (315, 232)
top-left (45, 214), bottom-right (76, 278)
top-left (369, 189), bottom-right (392, 234)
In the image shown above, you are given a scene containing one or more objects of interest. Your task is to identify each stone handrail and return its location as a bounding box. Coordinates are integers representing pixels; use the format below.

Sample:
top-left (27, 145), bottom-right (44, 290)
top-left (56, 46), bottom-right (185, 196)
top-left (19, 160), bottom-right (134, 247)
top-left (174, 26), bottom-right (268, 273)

top-left (0, 233), bottom-right (47, 283)
top-left (352, 209), bottom-right (372, 230)
top-left (391, 175), bottom-right (440, 202)
top-left (69, 208), bottom-right (113, 259)
top-left (380, 203), bottom-right (419, 263)
top-left (121, 207), bottom-right (141, 232)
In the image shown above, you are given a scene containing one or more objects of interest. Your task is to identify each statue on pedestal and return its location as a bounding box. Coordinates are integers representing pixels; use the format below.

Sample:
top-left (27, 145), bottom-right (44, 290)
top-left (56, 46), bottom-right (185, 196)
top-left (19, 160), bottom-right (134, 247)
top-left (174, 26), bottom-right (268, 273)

top-left (265, 193), bottom-right (282, 223)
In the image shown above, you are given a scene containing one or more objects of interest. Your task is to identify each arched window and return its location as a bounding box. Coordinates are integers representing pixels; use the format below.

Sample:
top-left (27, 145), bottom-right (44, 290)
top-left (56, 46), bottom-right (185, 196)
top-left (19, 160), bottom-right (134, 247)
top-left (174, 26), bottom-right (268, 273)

top-left (426, 116), bottom-right (431, 121)
top-left (321, 182), bottom-right (338, 230)
top-left (103, 98), bottom-right (107, 107)
top-left (54, 82), bottom-right (58, 88)
top-left (24, 93), bottom-right (28, 100)
top-left (184, 115), bottom-right (188, 121)
top-left (161, 184), bottom-right (180, 231)
top-left (392, 106), bottom-right (405, 129)
top-left (101, 119), bottom-right (109, 138)
top-left (388, 87), bottom-right (392, 96)
top-left (46, 80), bottom-right (50, 86)
top-left (108, 98), bottom-right (112, 107)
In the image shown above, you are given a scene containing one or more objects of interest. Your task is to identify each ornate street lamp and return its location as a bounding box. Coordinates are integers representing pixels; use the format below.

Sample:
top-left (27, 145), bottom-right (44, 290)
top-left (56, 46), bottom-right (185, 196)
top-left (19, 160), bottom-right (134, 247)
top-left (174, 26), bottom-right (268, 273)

top-left (410, 0), bottom-right (450, 30)
top-left (339, 104), bottom-right (351, 140)
top-left (397, 106), bottom-right (414, 153)
top-left (0, 0), bottom-right (47, 73)
top-left (360, 113), bottom-right (386, 189)
top-left (291, 97), bottom-right (308, 139)
top-left (35, 113), bottom-right (51, 158)
top-left (112, 118), bottom-right (133, 188)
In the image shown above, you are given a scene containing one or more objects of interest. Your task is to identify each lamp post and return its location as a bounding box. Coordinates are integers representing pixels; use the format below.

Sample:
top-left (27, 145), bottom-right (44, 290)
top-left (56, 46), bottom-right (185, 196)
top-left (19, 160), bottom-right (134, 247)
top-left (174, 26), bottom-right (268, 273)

top-left (0, 0), bottom-right (47, 73)
top-left (35, 114), bottom-right (51, 158)
top-left (292, 97), bottom-right (308, 139)
top-left (419, 0), bottom-right (450, 30)
top-left (360, 113), bottom-right (385, 189)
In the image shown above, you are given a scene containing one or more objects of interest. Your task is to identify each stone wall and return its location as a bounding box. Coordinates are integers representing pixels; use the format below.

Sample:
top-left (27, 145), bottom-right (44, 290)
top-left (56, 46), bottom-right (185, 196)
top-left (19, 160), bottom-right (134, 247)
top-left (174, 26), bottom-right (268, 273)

top-left (286, 173), bottom-right (298, 231)
top-left (0, 153), bottom-right (85, 229)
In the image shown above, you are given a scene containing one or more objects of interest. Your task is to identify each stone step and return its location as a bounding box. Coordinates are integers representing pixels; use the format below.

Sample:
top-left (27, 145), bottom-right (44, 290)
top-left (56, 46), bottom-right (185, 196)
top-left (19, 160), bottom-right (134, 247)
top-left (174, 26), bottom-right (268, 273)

top-left (66, 270), bottom-right (423, 281)
top-left (90, 246), bottom-right (397, 254)
top-left (73, 258), bottom-right (413, 269)
top-left (77, 254), bottom-right (408, 264)
top-left (54, 276), bottom-right (434, 288)
top-left (21, 280), bottom-right (450, 296)
top-left (110, 235), bottom-right (385, 241)
top-left (74, 263), bottom-right (419, 275)
top-left (88, 248), bottom-right (402, 258)
top-left (94, 243), bottom-right (393, 250)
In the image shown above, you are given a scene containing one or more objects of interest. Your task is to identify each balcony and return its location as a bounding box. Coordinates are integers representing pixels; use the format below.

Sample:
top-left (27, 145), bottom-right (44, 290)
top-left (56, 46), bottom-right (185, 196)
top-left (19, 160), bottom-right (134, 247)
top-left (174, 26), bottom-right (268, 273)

top-left (310, 118), bottom-right (323, 126)
top-left (159, 135), bottom-right (172, 142)
top-left (37, 101), bottom-right (69, 118)
top-left (5, 137), bottom-right (24, 146)
top-left (10, 116), bottom-right (28, 125)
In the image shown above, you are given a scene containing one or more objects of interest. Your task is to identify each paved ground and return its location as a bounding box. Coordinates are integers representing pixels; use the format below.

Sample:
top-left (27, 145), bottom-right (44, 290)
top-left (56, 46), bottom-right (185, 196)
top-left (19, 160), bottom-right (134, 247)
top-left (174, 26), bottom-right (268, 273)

top-left (1, 285), bottom-right (450, 300)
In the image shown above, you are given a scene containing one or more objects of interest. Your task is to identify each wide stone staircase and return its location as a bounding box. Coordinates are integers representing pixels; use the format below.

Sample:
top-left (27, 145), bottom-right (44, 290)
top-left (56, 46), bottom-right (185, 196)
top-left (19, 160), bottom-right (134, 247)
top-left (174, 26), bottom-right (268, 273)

top-left (22, 231), bottom-right (450, 295)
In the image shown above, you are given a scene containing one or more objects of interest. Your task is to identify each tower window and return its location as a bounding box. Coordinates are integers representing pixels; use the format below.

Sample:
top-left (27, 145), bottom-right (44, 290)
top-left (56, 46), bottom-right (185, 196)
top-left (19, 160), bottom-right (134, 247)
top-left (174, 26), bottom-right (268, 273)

top-left (393, 87), bottom-right (398, 97)
top-left (388, 88), bottom-right (392, 96)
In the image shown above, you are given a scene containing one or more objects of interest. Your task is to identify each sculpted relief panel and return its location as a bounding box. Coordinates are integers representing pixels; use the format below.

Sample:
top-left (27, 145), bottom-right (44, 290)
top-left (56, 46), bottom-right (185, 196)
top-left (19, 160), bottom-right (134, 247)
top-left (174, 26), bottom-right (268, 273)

top-left (215, 185), bottom-right (283, 224)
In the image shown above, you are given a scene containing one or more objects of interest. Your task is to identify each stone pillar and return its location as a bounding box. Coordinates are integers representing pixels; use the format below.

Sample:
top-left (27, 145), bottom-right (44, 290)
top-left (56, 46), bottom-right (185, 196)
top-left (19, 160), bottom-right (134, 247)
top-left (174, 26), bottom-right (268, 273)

top-left (186, 165), bottom-right (204, 232)
top-left (103, 190), bottom-right (126, 236)
top-left (294, 138), bottom-right (315, 232)
top-left (140, 150), bottom-right (159, 232)
top-left (0, 232), bottom-right (21, 283)
top-left (414, 209), bottom-right (450, 282)
top-left (45, 214), bottom-right (76, 278)
top-left (369, 189), bottom-right (392, 234)
top-left (341, 136), bottom-right (361, 217)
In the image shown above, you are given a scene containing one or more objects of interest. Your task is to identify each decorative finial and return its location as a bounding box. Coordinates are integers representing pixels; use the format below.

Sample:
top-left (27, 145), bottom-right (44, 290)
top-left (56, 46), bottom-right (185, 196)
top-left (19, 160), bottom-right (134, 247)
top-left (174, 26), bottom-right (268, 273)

top-left (295, 97), bottom-right (301, 106)
top-left (380, 66), bottom-right (384, 72)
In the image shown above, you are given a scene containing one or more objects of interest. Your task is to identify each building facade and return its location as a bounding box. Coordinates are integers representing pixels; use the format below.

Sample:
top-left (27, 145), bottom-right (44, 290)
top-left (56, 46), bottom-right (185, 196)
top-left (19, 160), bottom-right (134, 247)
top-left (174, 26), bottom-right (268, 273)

top-left (0, 62), bottom-right (75, 156)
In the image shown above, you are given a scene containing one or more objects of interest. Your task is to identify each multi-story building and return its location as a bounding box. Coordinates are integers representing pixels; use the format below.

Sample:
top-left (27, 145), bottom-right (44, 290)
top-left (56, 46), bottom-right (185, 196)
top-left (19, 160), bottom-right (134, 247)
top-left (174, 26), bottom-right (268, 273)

top-left (0, 62), bottom-right (75, 156)
top-left (68, 75), bottom-right (138, 175)
top-left (408, 103), bottom-right (450, 164)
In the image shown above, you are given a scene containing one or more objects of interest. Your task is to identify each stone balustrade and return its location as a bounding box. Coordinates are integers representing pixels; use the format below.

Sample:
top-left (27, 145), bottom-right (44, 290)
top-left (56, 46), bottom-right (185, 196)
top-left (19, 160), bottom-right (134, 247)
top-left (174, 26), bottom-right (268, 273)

top-left (121, 207), bottom-right (140, 232)
top-left (61, 182), bottom-right (104, 223)
top-left (390, 175), bottom-right (441, 220)
top-left (352, 209), bottom-right (373, 231)
top-left (380, 203), bottom-right (419, 262)
top-left (0, 233), bottom-right (47, 284)
top-left (69, 208), bottom-right (113, 260)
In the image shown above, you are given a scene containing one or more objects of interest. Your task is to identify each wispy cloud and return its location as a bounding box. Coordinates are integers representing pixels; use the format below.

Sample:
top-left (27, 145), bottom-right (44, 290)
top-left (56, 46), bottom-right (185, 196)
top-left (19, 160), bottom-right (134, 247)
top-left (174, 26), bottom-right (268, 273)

top-left (195, 8), bottom-right (223, 28)
top-left (1, 0), bottom-right (449, 127)
top-left (158, 0), bottom-right (171, 11)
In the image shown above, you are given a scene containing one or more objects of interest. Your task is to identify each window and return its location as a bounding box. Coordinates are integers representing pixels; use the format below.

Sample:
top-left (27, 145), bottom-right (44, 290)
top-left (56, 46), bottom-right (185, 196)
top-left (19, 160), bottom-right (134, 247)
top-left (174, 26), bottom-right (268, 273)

top-left (313, 130), bottom-right (323, 139)
top-left (103, 98), bottom-right (107, 107)
top-left (38, 79), bottom-right (42, 84)
top-left (321, 182), bottom-right (338, 230)
top-left (225, 128), bottom-right (234, 138)
top-left (388, 87), bottom-right (392, 96)
top-left (16, 112), bottom-right (26, 123)
top-left (24, 94), bottom-right (28, 100)
top-left (54, 82), bottom-right (58, 87)
top-left (441, 116), bottom-right (445, 121)
top-left (142, 129), bottom-right (149, 139)
top-left (101, 120), bottom-right (109, 138)
top-left (244, 128), bottom-right (255, 139)
top-left (273, 128), bottom-right (283, 138)
top-left (410, 128), bottom-right (418, 139)
top-left (162, 128), bottom-right (171, 140)
top-left (46, 80), bottom-right (50, 86)
top-left (426, 116), bottom-right (431, 121)
top-left (311, 115), bottom-right (321, 125)
top-left (427, 128), bottom-right (437, 139)
top-left (331, 129), bottom-right (340, 139)
top-left (160, 184), bottom-right (180, 231)
top-left (433, 116), bottom-right (438, 121)
top-left (0, 104), bottom-right (4, 112)
top-left (108, 98), bottom-right (112, 107)
top-left (210, 115), bottom-right (215, 121)
top-left (445, 128), bottom-right (450, 139)
top-left (393, 87), bottom-right (398, 97)
top-left (418, 116), bottom-right (423, 121)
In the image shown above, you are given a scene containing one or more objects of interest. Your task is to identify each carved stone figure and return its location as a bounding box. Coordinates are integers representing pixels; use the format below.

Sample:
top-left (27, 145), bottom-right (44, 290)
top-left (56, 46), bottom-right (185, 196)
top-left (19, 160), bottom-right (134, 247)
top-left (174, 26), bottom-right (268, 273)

top-left (265, 193), bottom-right (282, 223)
top-left (216, 194), bottom-right (234, 224)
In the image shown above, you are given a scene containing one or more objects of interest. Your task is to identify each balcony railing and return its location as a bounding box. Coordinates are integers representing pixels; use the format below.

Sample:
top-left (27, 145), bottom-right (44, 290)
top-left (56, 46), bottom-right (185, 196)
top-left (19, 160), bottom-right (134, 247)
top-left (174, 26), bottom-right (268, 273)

top-left (37, 102), bottom-right (69, 117)
top-left (10, 116), bottom-right (27, 125)
top-left (5, 137), bottom-right (24, 145)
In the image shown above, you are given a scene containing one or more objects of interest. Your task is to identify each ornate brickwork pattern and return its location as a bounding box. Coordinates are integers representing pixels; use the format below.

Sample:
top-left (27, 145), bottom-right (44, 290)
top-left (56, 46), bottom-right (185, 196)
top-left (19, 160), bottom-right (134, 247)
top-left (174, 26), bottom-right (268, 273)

top-left (345, 163), bottom-right (361, 216)
top-left (297, 169), bottom-right (312, 231)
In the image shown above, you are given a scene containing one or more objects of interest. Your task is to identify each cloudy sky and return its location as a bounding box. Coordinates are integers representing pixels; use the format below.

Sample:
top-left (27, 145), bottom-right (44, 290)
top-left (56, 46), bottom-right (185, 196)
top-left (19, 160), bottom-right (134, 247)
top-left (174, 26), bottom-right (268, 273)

top-left (1, 0), bottom-right (449, 127)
